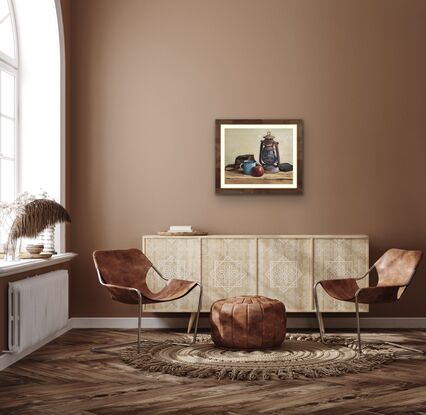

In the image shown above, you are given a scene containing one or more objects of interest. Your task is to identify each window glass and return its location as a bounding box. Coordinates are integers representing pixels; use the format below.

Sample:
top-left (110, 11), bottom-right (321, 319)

top-left (0, 70), bottom-right (15, 118)
top-left (0, 116), bottom-right (14, 158)
top-left (0, 0), bottom-right (15, 59)
top-left (0, 158), bottom-right (14, 201)
top-left (0, 0), bottom-right (17, 211)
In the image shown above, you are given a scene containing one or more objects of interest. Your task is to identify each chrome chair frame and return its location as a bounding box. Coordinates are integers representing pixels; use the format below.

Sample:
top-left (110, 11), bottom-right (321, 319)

top-left (92, 262), bottom-right (203, 355)
top-left (314, 265), bottom-right (424, 355)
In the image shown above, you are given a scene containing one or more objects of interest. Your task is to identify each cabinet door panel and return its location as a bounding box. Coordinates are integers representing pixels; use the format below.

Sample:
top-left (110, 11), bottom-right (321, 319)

top-left (258, 238), bottom-right (313, 311)
top-left (143, 238), bottom-right (201, 312)
top-left (201, 238), bottom-right (257, 311)
top-left (314, 238), bottom-right (369, 312)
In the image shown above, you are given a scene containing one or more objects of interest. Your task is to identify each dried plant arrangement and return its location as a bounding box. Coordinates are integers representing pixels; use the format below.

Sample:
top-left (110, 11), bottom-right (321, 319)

top-left (1, 194), bottom-right (71, 260)
top-left (0, 192), bottom-right (37, 256)
top-left (8, 199), bottom-right (71, 242)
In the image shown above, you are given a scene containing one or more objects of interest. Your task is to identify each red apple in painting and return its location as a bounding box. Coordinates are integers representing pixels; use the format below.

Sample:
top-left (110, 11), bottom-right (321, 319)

top-left (251, 164), bottom-right (264, 177)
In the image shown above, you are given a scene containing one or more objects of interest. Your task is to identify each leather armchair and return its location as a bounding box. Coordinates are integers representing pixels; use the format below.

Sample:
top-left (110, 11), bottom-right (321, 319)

top-left (93, 248), bottom-right (203, 353)
top-left (314, 248), bottom-right (423, 354)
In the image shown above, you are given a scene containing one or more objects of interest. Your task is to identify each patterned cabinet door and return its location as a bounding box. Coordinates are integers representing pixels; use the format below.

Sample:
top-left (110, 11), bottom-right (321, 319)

top-left (143, 238), bottom-right (201, 312)
top-left (201, 238), bottom-right (257, 311)
top-left (258, 238), bottom-right (313, 311)
top-left (314, 238), bottom-right (369, 312)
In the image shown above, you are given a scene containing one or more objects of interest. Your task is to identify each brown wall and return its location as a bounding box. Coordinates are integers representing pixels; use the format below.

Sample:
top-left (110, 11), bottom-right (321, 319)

top-left (68, 0), bottom-right (426, 318)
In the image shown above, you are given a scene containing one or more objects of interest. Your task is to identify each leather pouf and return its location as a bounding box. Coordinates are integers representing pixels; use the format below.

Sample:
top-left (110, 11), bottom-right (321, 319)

top-left (210, 296), bottom-right (286, 350)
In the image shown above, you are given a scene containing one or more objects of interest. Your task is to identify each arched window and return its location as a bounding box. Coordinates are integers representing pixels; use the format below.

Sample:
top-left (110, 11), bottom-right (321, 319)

top-left (0, 0), bottom-right (66, 252)
top-left (0, 0), bottom-right (18, 203)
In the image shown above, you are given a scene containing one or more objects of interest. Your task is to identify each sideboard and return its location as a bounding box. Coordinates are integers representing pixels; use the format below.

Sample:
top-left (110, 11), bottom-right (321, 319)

top-left (142, 235), bottom-right (369, 316)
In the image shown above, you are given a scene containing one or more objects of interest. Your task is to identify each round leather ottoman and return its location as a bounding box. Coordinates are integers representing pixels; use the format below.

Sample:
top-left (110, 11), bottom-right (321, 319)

top-left (210, 296), bottom-right (286, 350)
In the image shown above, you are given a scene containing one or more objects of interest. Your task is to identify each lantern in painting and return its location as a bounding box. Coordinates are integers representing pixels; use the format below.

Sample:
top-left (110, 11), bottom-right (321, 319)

top-left (259, 131), bottom-right (280, 173)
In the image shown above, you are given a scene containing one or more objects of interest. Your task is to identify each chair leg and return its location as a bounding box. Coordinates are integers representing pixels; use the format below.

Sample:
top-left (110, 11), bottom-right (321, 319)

top-left (92, 286), bottom-right (204, 353)
top-left (314, 282), bottom-right (325, 342)
top-left (355, 296), bottom-right (362, 355)
top-left (353, 299), bottom-right (423, 355)
top-left (92, 293), bottom-right (146, 355)
top-left (187, 312), bottom-right (196, 334)
top-left (191, 284), bottom-right (203, 344)
top-left (137, 294), bottom-right (142, 354)
top-left (383, 341), bottom-right (425, 354)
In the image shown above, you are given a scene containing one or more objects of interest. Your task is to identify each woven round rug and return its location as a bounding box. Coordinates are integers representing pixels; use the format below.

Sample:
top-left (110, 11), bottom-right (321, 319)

top-left (119, 333), bottom-right (396, 381)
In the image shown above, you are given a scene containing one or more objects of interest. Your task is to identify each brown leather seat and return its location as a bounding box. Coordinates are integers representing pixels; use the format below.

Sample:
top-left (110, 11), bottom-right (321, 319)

top-left (94, 249), bottom-right (198, 304)
top-left (93, 248), bottom-right (203, 352)
top-left (210, 296), bottom-right (286, 350)
top-left (314, 248), bottom-right (423, 354)
top-left (318, 249), bottom-right (422, 304)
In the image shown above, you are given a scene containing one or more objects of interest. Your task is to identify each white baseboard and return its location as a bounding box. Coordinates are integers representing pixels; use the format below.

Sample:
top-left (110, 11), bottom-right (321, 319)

top-left (0, 323), bottom-right (71, 371)
top-left (70, 316), bottom-right (426, 330)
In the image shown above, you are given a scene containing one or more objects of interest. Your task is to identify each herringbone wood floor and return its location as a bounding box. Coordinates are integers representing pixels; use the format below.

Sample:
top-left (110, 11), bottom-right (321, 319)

top-left (0, 329), bottom-right (425, 415)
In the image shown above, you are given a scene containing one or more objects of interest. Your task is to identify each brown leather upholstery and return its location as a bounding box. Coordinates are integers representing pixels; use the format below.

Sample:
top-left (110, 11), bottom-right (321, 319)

top-left (375, 249), bottom-right (422, 287)
top-left (319, 248), bottom-right (423, 304)
top-left (210, 296), bottom-right (286, 349)
top-left (93, 249), bottom-right (198, 304)
top-left (320, 278), bottom-right (359, 301)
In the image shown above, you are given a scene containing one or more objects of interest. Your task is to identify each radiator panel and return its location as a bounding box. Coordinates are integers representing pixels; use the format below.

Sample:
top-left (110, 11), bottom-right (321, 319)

top-left (8, 270), bottom-right (69, 353)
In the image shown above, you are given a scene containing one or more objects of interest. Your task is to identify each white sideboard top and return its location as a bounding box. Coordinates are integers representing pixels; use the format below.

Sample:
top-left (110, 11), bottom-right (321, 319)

top-left (143, 235), bottom-right (369, 239)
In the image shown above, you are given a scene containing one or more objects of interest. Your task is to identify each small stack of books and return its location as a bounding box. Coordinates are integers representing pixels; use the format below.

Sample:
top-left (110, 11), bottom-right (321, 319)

top-left (168, 225), bottom-right (193, 233)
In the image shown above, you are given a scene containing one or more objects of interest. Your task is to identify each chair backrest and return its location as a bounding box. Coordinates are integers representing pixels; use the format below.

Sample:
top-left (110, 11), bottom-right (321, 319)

top-left (93, 248), bottom-right (152, 289)
top-left (374, 248), bottom-right (422, 288)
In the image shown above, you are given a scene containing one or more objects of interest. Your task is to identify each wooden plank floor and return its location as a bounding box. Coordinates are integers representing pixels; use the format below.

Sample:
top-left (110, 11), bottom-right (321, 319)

top-left (0, 329), bottom-right (425, 414)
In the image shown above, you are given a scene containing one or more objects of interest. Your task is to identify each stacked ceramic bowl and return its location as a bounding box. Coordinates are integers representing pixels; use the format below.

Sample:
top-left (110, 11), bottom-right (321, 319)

top-left (26, 244), bottom-right (44, 255)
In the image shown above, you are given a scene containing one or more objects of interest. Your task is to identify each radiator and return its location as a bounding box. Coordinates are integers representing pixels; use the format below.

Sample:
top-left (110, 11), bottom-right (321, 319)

top-left (8, 270), bottom-right (69, 353)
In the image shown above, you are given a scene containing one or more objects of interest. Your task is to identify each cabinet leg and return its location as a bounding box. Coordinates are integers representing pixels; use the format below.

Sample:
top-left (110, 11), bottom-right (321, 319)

top-left (187, 312), bottom-right (196, 334)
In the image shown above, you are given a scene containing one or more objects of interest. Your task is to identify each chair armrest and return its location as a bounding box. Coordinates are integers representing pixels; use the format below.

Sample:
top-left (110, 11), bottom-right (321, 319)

top-left (100, 281), bottom-right (143, 304)
top-left (356, 285), bottom-right (405, 304)
top-left (102, 282), bottom-right (141, 296)
top-left (151, 264), bottom-right (169, 281)
top-left (354, 264), bottom-right (375, 281)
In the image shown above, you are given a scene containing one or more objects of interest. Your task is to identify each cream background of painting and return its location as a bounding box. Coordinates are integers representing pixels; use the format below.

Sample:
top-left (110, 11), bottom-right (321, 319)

top-left (143, 238), bottom-right (201, 312)
top-left (314, 238), bottom-right (369, 312)
top-left (258, 238), bottom-right (313, 311)
top-left (224, 128), bottom-right (294, 166)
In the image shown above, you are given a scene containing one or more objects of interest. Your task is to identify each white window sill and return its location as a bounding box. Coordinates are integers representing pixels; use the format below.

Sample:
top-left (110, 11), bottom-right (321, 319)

top-left (0, 252), bottom-right (77, 277)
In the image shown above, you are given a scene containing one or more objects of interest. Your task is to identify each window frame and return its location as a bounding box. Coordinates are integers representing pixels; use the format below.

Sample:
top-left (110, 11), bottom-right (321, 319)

top-left (0, 0), bottom-right (18, 204)
top-left (0, 0), bottom-right (19, 67)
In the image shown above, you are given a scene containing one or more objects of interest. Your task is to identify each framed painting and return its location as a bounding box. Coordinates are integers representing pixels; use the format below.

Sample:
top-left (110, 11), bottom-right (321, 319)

top-left (215, 119), bottom-right (303, 194)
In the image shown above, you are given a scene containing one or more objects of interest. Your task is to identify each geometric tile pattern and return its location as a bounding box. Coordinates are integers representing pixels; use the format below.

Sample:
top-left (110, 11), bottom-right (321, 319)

top-left (157, 257), bottom-right (186, 280)
top-left (142, 236), bottom-right (368, 314)
top-left (143, 237), bottom-right (201, 312)
top-left (258, 238), bottom-right (313, 311)
top-left (202, 238), bottom-right (257, 311)
top-left (325, 258), bottom-right (354, 279)
top-left (213, 256), bottom-right (244, 293)
top-left (268, 260), bottom-right (301, 293)
top-left (314, 238), bottom-right (369, 312)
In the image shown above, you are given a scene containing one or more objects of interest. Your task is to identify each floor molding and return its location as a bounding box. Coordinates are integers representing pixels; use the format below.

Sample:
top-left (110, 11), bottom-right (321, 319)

top-left (0, 324), bottom-right (71, 371)
top-left (70, 316), bottom-right (426, 330)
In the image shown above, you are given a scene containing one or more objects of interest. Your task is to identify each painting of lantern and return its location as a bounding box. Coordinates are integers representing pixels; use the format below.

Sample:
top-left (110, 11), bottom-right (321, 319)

top-left (215, 119), bottom-right (303, 194)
